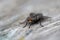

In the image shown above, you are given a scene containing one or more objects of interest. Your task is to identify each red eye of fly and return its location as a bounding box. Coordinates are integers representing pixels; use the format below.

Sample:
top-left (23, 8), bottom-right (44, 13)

top-left (28, 18), bottom-right (32, 22)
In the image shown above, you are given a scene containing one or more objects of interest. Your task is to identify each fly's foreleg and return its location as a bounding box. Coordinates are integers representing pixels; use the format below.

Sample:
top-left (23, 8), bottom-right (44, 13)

top-left (29, 24), bottom-right (31, 28)
top-left (23, 22), bottom-right (27, 28)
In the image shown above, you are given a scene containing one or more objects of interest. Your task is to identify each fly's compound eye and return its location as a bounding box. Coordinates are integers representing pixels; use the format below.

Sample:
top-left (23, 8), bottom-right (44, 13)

top-left (28, 18), bottom-right (32, 22)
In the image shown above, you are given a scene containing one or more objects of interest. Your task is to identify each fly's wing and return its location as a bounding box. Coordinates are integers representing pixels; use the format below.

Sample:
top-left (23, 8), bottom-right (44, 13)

top-left (43, 16), bottom-right (51, 19)
top-left (42, 16), bottom-right (51, 22)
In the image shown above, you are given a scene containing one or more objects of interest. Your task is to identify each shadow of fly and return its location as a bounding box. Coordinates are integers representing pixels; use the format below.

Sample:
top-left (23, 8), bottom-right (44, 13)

top-left (20, 13), bottom-right (51, 28)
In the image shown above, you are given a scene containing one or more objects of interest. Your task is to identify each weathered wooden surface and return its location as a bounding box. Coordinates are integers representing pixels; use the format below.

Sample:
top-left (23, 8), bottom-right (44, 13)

top-left (0, 0), bottom-right (60, 40)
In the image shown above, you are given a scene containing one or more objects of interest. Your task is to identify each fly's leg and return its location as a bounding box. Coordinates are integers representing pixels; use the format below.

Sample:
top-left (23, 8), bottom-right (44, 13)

top-left (23, 22), bottom-right (27, 28)
top-left (40, 21), bottom-right (44, 27)
top-left (29, 24), bottom-right (31, 28)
